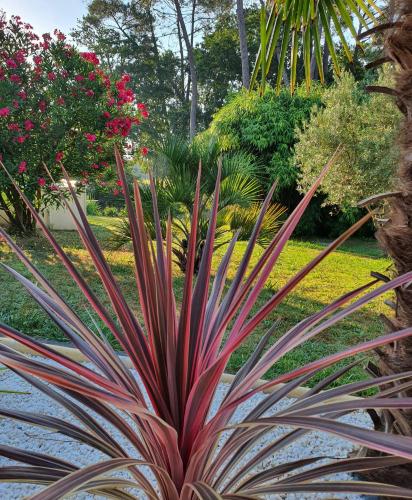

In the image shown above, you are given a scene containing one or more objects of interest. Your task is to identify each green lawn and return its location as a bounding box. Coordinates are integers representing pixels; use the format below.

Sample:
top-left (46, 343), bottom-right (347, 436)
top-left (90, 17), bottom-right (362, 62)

top-left (0, 215), bottom-right (393, 387)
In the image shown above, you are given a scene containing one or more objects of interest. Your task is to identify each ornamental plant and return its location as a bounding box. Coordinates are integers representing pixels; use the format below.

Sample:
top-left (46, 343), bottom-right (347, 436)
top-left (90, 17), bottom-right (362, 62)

top-left (111, 136), bottom-right (286, 274)
top-left (1, 149), bottom-right (412, 497)
top-left (0, 14), bottom-right (147, 233)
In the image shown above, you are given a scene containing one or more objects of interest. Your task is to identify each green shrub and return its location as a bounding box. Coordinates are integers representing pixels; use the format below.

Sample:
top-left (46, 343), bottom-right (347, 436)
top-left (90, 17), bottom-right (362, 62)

top-left (296, 70), bottom-right (401, 211)
top-left (202, 86), bottom-right (322, 204)
top-left (86, 199), bottom-right (100, 216)
top-left (102, 206), bottom-right (119, 217)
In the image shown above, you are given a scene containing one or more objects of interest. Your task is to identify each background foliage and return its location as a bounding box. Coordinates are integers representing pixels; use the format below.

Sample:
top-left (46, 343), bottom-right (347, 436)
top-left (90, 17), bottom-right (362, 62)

top-left (296, 70), bottom-right (401, 210)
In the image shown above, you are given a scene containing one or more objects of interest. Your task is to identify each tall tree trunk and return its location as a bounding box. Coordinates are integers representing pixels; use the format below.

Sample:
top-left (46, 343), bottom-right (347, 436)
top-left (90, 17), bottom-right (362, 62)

top-left (361, 1), bottom-right (412, 489)
top-left (176, 16), bottom-right (187, 105)
top-left (236, 0), bottom-right (250, 88)
top-left (147, 6), bottom-right (167, 117)
top-left (173, 0), bottom-right (198, 139)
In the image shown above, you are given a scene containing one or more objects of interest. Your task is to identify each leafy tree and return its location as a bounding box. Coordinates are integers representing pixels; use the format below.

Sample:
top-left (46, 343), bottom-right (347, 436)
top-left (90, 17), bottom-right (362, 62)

top-left (296, 70), bottom-right (401, 210)
top-left (196, 7), bottom-right (260, 126)
top-left (202, 86), bottom-right (322, 207)
top-left (0, 14), bottom-right (144, 233)
top-left (72, 0), bottom-right (185, 140)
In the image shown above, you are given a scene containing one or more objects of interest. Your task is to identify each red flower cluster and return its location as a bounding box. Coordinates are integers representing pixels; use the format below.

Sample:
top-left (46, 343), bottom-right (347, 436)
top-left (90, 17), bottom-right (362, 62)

top-left (137, 102), bottom-right (149, 119)
top-left (84, 133), bottom-right (97, 142)
top-left (105, 116), bottom-right (138, 137)
top-left (115, 74), bottom-right (135, 107)
top-left (80, 52), bottom-right (99, 66)
top-left (1, 14), bottom-right (143, 205)
top-left (18, 161), bottom-right (27, 173)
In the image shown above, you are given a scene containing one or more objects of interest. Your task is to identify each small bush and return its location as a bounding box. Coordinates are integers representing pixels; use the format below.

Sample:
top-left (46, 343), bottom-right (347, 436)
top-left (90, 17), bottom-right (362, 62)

top-left (296, 70), bottom-right (401, 210)
top-left (86, 199), bottom-right (100, 216)
top-left (102, 206), bottom-right (119, 217)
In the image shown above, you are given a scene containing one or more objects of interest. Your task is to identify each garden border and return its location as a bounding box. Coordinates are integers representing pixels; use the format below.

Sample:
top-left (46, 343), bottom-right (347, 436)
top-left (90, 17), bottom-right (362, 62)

top-left (0, 337), bottom-right (360, 403)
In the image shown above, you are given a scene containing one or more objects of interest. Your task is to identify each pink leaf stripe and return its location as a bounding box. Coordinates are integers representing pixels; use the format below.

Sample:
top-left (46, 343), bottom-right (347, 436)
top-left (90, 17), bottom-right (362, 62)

top-left (0, 149), bottom-right (412, 497)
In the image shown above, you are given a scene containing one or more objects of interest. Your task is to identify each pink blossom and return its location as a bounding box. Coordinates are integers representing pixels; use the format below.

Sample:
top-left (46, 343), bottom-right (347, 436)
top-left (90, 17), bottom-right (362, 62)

top-left (16, 135), bottom-right (26, 144)
top-left (50, 184), bottom-right (59, 191)
top-left (33, 56), bottom-right (42, 66)
top-left (91, 163), bottom-right (99, 169)
top-left (74, 74), bottom-right (84, 82)
top-left (113, 189), bottom-right (120, 196)
top-left (141, 146), bottom-right (149, 156)
top-left (116, 179), bottom-right (122, 186)
top-left (18, 161), bottom-right (27, 173)
top-left (8, 123), bottom-right (20, 131)
top-left (85, 89), bottom-right (94, 97)
top-left (103, 111), bottom-right (110, 119)
top-left (0, 107), bottom-right (10, 117)
top-left (84, 133), bottom-right (96, 142)
top-left (38, 177), bottom-right (46, 187)
top-left (6, 59), bottom-right (17, 68)
top-left (55, 151), bottom-right (64, 162)
top-left (56, 97), bottom-right (65, 105)
top-left (88, 71), bottom-right (96, 81)
top-left (121, 74), bottom-right (131, 83)
top-left (17, 90), bottom-right (27, 99)
top-left (54, 29), bottom-right (66, 41)
top-left (12, 99), bottom-right (19, 109)
top-left (14, 50), bottom-right (26, 64)
top-left (142, 110), bottom-right (149, 119)
top-left (80, 52), bottom-right (99, 66)
top-left (137, 102), bottom-right (146, 110)
top-left (39, 100), bottom-right (47, 112)
top-left (10, 74), bottom-right (21, 84)
top-left (47, 71), bottom-right (56, 81)
top-left (24, 120), bottom-right (34, 131)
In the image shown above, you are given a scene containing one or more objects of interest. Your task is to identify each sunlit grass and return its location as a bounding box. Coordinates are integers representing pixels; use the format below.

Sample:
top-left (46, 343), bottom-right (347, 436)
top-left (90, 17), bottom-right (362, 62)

top-left (0, 216), bottom-right (392, 387)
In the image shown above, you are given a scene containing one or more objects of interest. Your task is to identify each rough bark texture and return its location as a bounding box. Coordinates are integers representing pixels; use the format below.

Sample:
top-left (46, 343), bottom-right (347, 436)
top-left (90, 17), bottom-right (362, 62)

top-left (0, 185), bottom-right (36, 234)
top-left (362, 0), bottom-right (412, 489)
top-left (236, 0), bottom-right (250, 89)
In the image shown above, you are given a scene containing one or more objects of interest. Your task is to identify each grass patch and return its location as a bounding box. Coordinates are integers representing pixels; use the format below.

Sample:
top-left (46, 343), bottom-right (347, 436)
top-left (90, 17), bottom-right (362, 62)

top-left (0, 216), bottom-right (393, 388)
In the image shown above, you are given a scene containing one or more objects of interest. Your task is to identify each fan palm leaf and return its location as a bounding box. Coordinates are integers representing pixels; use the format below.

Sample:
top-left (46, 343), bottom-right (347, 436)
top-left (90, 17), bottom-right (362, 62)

top-left (251, 0), bottom-right (383, 93)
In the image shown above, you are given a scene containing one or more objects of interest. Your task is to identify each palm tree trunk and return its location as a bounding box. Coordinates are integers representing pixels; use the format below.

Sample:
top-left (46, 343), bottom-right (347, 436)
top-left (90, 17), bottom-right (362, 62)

top-left (236, 0), bottom-right (250, 88)
top-left (361, 0), bottom-right (412, 488)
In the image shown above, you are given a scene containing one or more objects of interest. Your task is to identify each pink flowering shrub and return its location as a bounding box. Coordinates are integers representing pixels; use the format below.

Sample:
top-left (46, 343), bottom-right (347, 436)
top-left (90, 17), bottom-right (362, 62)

top-left (0, 14), bottom-right (148, 232)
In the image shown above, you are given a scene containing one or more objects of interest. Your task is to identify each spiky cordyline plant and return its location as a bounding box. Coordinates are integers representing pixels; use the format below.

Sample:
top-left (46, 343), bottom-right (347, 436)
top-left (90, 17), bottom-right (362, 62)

top-left (1, 149), bottom-right (412, 498)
